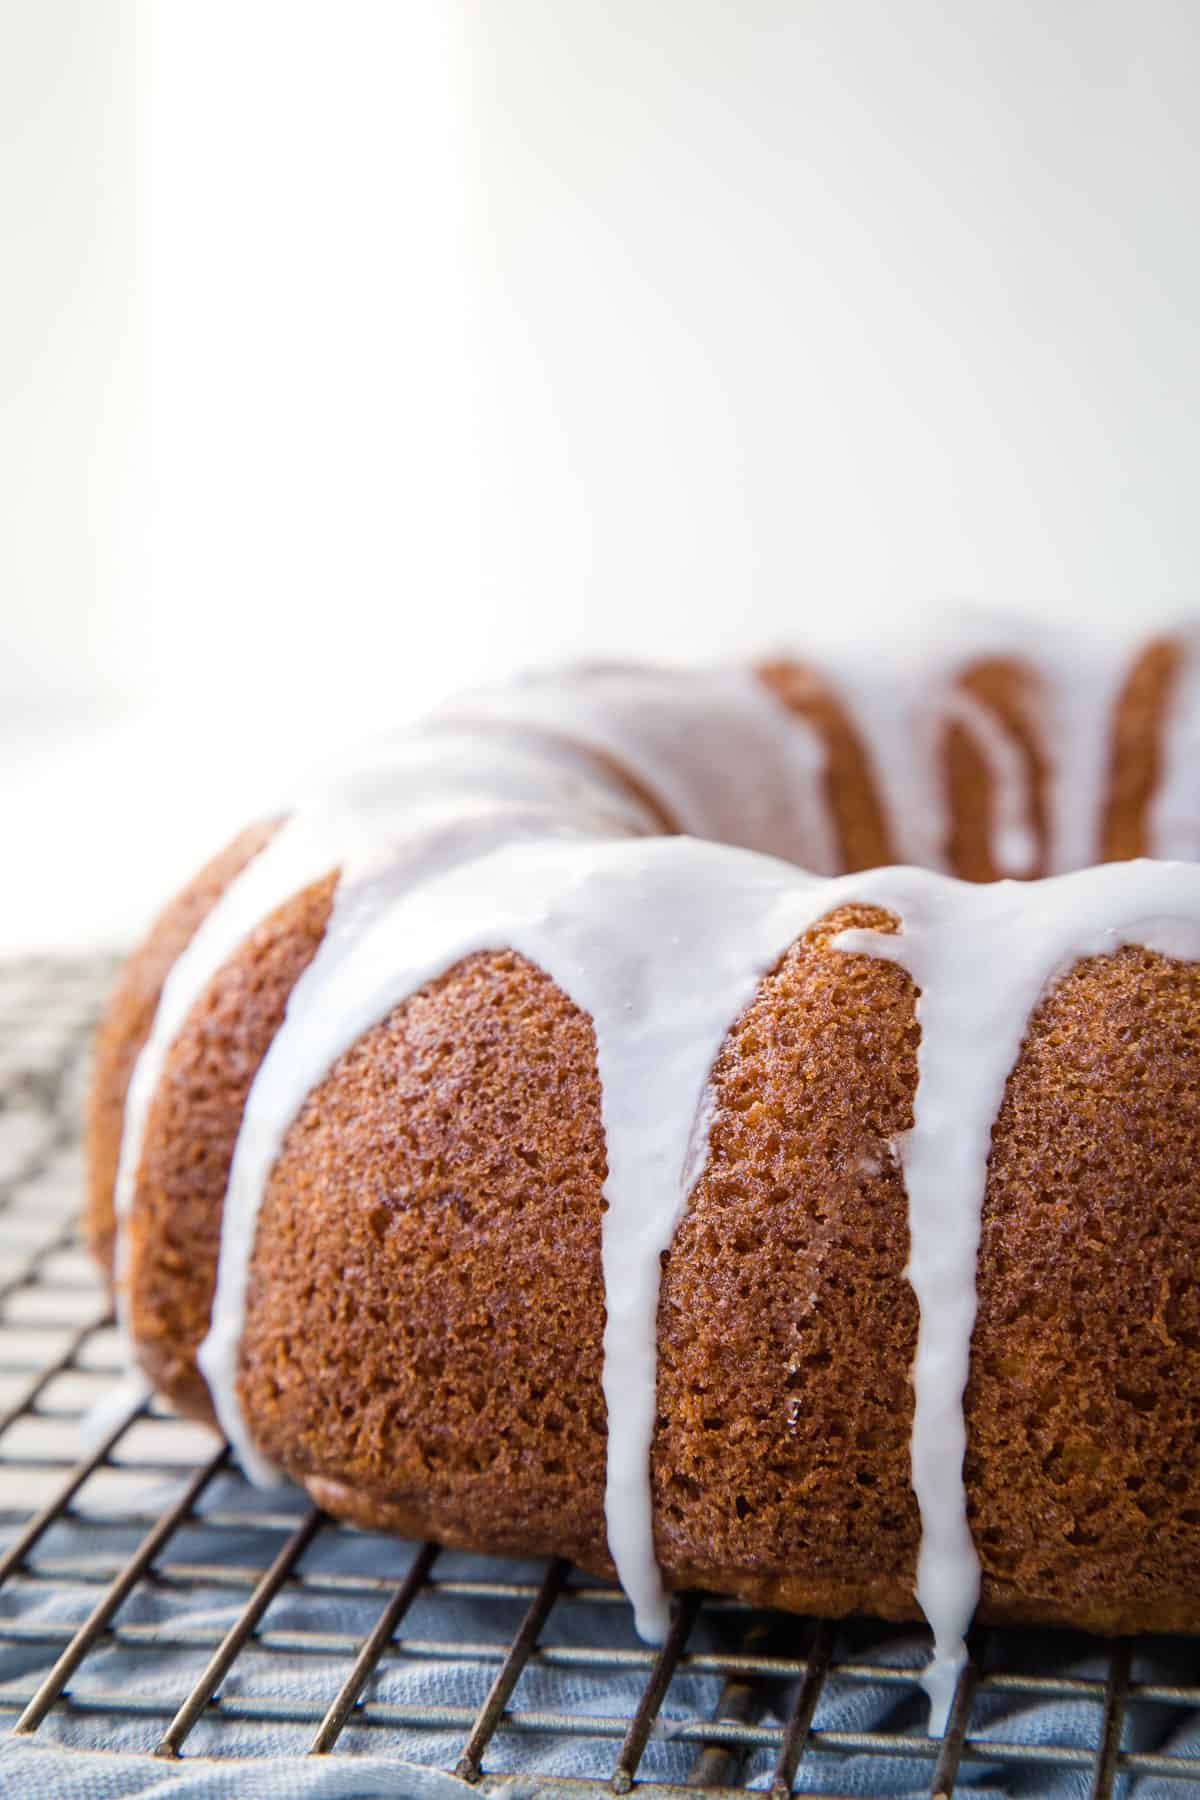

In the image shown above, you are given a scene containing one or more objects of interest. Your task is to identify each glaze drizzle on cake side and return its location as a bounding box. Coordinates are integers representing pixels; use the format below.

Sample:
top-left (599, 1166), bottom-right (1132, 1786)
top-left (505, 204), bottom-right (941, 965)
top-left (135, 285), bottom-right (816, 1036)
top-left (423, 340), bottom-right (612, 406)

top-left (86, 621), bottom-right (1200, 1733)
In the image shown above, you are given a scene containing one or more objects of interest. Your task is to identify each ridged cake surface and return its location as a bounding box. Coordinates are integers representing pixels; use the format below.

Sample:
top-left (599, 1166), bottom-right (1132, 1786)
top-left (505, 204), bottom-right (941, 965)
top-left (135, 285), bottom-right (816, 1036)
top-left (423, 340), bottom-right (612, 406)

top-left (86, 621), bottom-right (1200, 1727)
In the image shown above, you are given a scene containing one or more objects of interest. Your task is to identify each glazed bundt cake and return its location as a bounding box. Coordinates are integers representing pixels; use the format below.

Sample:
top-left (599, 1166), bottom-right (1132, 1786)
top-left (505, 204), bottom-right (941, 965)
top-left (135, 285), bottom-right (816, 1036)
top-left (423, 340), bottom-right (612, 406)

top-left (87, 622), bottom-right (1200, 1728)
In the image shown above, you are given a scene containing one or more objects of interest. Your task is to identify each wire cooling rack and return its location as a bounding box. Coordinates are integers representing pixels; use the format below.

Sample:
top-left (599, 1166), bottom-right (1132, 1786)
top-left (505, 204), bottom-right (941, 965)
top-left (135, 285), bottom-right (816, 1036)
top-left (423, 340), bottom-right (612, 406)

top-left (0, 958), bottom-right (1199, 1797)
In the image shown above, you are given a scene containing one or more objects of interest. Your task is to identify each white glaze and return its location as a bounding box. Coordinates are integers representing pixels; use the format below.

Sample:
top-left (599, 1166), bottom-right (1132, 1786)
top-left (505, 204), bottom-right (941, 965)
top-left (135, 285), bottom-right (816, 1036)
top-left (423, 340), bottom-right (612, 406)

top-left (196, 835), bottom-right (1200, 1705)
top-left (802, 620), bottom-right (1043, 877)
top-left (111, 727), bottom-right (651, 1329)
top-left (200, 836), bottom-right (845, 1635)
top-left (110, 635), bottom-right (1200, 1739)
top-left (806, 614), bottom-right (1177, 879)
top-left (1034, 629), bottom-right (1132, 874)
top-left (940, 689), bottom-right (1038, 878)
top-left (836, 858), bottom-right (1200, 1729)
top-left (112, 811), bottom-right (346, 1332)
top-left (442, 663), bottom-right (839, 873)
top-left (799, 647), bottom-right (950, 872)
top-left (1152, 624), bottom-right (1200, 860)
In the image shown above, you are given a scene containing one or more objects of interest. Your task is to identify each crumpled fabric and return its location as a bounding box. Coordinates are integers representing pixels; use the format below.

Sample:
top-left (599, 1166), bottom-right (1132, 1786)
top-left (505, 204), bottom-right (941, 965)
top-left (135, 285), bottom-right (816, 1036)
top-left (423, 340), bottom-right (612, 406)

top-left (1, 1469), bottom-right (1197, 1797)
top-left (0, 1741), bottom-right (487, 1800)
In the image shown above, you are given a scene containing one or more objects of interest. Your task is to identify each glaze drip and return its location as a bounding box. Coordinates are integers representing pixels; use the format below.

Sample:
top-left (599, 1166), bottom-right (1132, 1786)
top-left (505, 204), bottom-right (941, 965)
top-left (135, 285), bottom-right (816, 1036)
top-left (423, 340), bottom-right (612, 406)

top-left (105, 631), bottom-right (1200, 1737)
top-left (442, 664), bottom-right (839, 871)
top-left (111, 727), bottom-right (650, 1333)
top-left (1152, 626), bottom-right (1200, 859)
top-left (837, 859), bottom-right (1200, 1728)
top-left (201, 837), bottom-right (841, 1633)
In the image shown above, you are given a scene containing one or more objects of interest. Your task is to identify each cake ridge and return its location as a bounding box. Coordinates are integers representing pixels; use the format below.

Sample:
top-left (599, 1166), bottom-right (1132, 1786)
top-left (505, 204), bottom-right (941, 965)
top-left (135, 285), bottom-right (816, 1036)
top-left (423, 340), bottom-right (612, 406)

top-left (836, 856), bottom-right (1200, 1727)
top-left (94, 626), bottom-right (1200, 1735)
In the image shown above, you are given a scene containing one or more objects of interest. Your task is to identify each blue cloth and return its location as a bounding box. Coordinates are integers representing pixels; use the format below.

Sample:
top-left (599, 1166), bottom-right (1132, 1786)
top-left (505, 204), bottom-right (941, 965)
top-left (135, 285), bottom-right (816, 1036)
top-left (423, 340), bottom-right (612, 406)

top-left (0, 1742), bottom-right (485, 1800)
top-left (1, 1469), bottom-right (1197, 1796)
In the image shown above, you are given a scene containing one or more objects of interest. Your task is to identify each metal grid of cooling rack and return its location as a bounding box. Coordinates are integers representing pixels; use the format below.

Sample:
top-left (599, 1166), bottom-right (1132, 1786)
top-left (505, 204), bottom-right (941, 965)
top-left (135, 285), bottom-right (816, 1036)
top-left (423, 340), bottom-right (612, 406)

top-left (0, 957), bottom-right (1199, 1796)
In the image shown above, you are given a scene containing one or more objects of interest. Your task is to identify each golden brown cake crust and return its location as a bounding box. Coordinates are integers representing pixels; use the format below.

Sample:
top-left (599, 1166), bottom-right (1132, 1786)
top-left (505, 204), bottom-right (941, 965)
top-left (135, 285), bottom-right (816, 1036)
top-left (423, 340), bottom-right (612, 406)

top-left (653, 903), bottom-right (922, 1619)
top-left (236, 912), bottom-right (927, 1611)
top-left (86, 644), bottom-right (1200, 1642)
top-left (238, 949), bottom-right (611, 1572)
top-left (126, 873), bottom-right (337, 1422)
top-left (759, 656), bottom-right (1050, 882)
top-left (85, 820), bottom-right (278, 1277)
top-left (943, 658), bottom-right (1050, 882)
top-left (967, 941), bottom-right (1200, 1634)
top-left (757, 661), bottom-right (895, 872)
top-left (225, 909), bottom-right (1200, 1637)
top-left (1103, 637), bottom-right (1182, 863)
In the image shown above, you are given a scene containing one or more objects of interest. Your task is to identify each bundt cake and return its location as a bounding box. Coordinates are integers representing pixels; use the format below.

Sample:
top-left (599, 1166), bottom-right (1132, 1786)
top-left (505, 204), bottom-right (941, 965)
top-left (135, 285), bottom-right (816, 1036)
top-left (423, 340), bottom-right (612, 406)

top-left (86, 621), bottom-right (1200, 1730)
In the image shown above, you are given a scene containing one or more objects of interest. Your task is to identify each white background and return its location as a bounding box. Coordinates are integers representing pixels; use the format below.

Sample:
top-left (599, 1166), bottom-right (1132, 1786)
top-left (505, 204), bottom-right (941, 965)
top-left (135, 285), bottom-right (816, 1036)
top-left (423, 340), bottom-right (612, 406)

top-left (2, 1), bottom-right (1199, 948)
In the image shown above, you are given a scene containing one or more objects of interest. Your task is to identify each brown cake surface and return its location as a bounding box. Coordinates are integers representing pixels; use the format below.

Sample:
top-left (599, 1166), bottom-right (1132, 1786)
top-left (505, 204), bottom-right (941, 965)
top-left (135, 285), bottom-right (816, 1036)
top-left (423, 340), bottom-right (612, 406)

top-left (966, 941), bottom-right (1200, 1633)
top-left (86, 641), bottom-right (1200, 1645)
top-left (86, 820), bottom-right (277, 1274)
top-left (125, 873), bottom-right (336, 1421)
